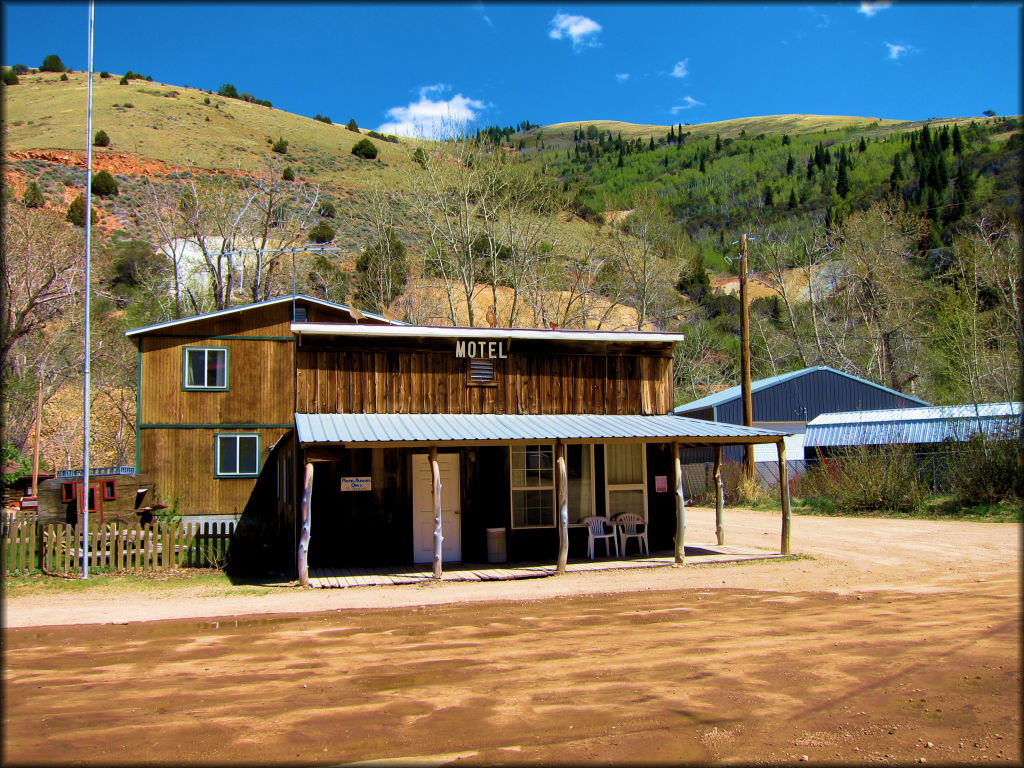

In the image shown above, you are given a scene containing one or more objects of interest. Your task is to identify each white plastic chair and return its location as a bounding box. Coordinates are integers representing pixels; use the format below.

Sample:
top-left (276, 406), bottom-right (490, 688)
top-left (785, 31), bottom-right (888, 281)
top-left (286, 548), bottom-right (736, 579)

top-left (582, 516), bottom-right (619, 559)
top-left (613, 513), bottom-right (649, 556)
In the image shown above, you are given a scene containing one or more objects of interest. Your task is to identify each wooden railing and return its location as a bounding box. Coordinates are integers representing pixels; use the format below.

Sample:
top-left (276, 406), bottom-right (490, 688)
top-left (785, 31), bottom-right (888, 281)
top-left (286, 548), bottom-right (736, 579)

top-left (1, 520), bottom-right (235, 577)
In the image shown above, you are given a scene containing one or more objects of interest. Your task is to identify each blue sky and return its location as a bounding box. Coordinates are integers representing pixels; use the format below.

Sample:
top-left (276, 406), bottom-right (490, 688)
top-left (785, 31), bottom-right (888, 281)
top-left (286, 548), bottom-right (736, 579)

top-left (2, 2), bottom-right (1020, 137)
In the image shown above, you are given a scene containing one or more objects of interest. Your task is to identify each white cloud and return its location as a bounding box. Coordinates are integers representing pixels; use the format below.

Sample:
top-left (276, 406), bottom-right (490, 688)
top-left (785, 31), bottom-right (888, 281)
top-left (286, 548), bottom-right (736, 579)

top-left (671, 97), bottom-right (704, 113)
top-left (377, 85), bottom-right (487, 139)
top-left (548, 13), bottom-right (602, 50)
top-left (671, 59), bottom-right (689, 79)
top-left (858, 2), bottom-right (892, 18)
top-left (885, 41), bottom-right (917, 60)
top-left (615, 73), bottom-right (630, 83)
top-left (473, 2), bottom-right (493, 29)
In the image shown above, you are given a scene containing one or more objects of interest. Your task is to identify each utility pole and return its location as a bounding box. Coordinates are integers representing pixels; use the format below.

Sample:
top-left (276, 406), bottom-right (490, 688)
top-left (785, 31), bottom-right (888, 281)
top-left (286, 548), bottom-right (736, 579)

top-left (739, 233), bottom-right (755, 480)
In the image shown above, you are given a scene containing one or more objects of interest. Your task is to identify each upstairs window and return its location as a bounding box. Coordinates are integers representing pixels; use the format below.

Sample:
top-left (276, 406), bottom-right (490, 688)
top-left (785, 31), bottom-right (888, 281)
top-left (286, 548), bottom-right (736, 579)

top-left (183, 347), bottom-right (228, 390)
top-left (215, 434), bottom-right (260, 478)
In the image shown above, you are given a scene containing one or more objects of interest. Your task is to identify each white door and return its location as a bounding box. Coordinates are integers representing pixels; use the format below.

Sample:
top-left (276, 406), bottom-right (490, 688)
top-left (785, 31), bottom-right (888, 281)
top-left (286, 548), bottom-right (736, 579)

top-left (412, 453), bottom-right (461, 563)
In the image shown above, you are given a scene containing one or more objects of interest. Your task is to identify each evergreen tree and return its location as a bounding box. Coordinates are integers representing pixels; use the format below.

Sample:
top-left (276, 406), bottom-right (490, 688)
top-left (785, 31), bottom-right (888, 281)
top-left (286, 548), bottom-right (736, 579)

top-left (351, 138), bottom-right (379, 159)
top-left (698, 155), bottom-right (706, 174)
top-left (308, 221), bottom-right (336, 243)
top-left (952, 124), bottom-right (964, 155)
top-left (858, 136), bottom-right (867, 153)
top-left (939, 125), bottom-right (950, 151)
top-left (836, 156), bottom-right (850, 198)
top-left (91, 169), bottom-right (119, 196)
top-left (763, 185), bottom-right (774, 207)
top-left (93, 129), bottom-right (110, 147)
top-left (41, 54), bottom-right (65, 72)
top-left (649, 136), bottom-right (655, 151)
top-left (786, 153), bottom-right (795, 175)
top-left (787, 188), bottom-right (798, 210)
top-left (2, 68), bottom-right (18, 85)
top-left (22, 181), bottom-right (45, 208)
top-left (617, 150), bottom-right (624, 168)
top-left (282, 166), bottom-right (295, 181)
top-left (889, 154), bottom-right (904, 190)
top-left (714, 134), bottom-right (722, 153)
top-left (66, 193), bottom-right (98, 226)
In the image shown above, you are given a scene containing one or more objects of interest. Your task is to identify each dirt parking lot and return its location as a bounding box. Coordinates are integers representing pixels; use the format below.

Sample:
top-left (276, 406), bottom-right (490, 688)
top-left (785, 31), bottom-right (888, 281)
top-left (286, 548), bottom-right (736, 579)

top-left (3, 508), bottom-right (1020, 765)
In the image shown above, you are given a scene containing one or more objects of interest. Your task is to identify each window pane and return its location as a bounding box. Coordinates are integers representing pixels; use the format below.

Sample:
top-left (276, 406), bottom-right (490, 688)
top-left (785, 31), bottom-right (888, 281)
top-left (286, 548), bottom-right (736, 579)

top-left (513, 489), bottom-right (553, 527)
top-left (207, 349), bottom-right (226, 388)
top-left (607, 443), bottom-right (643, 485)
top-left (238, 436), bottom-right (258, 474)
top-left (218, 436), bottom-right (237, 475)
top-left (186, 349), bottom-right (204, 387)
top-left (608, 489), bottom-right (645, 519)
top-left (567, 444), bottom-right (592, 524)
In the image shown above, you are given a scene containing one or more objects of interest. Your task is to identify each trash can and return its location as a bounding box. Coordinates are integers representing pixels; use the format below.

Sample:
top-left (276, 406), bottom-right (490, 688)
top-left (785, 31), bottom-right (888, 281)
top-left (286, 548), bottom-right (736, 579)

top-left (486, 527), bottom-right (507, 564)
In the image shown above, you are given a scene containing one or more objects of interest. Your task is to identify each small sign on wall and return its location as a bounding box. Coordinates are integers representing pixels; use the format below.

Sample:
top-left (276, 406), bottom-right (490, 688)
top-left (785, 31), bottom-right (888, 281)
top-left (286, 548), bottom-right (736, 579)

top-left (655, 475), bottom-right (668, 493)
top-left (340, 477), bottom-right (372, 492)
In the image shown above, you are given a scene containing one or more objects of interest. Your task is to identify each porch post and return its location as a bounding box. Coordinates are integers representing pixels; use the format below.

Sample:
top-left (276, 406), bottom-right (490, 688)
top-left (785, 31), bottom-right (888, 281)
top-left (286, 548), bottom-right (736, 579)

top-left (713, 445), bottom-right (725, 545)
top-left (430, 445), bottom-right (443, 580)
top-left (673, 441), bottom-right (685, 564)
top-left (778, 439), bottom-right (791, 555)
top-left (298, 462), bottom-right (314, 587)
top-left (555, 439), bottom-right (569, 574)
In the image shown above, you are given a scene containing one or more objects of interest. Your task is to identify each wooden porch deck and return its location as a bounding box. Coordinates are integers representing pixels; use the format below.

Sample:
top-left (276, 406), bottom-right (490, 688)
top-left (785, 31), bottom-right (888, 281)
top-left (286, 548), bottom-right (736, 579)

top-left (307, 543), bottom-right (784, 589)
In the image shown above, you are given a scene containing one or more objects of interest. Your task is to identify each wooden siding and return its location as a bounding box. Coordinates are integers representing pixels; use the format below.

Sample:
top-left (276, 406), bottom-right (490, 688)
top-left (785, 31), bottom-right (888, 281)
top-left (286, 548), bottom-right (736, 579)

top-left (296, 348), bottom-right (674, 415)
top-left (140, 427), bottom-right (289, 515)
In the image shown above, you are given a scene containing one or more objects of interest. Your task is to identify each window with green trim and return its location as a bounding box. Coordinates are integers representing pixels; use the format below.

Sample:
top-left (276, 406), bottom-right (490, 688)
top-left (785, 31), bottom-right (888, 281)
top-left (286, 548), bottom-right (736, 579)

top-left (183, 347), bottom-right (228, 390)
top-left (215, 434), bottom-right (260, 477)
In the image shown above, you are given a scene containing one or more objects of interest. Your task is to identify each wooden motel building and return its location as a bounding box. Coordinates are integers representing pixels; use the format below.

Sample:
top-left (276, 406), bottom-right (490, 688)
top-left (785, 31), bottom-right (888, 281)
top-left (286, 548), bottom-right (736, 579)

top-left (127, 296), bottom-right (791, 576)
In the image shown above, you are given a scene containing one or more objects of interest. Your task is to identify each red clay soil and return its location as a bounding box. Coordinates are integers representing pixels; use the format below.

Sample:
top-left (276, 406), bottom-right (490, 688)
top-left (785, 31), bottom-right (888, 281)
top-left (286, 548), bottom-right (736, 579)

top-left (2, 510), bottom-right (1020, 766)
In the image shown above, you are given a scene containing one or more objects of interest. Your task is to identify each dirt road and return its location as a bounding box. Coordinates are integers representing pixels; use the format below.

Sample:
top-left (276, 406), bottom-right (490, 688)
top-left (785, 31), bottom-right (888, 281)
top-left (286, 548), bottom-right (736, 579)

top-left (3, 509), bottom-right (1020, 765)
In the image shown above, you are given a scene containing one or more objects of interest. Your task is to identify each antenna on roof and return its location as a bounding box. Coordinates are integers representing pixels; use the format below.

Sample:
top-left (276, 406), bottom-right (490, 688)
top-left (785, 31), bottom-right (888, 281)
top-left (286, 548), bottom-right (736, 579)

top-left (80, 0), bottom-right (96, 579)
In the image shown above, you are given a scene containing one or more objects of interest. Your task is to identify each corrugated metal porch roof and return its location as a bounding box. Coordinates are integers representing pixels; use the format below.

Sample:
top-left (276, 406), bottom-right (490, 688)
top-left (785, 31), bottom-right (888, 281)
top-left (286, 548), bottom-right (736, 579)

top-left (804, 402), bottom-right (1022, 447)
top-left (295, 413), bottom-right (788, 447)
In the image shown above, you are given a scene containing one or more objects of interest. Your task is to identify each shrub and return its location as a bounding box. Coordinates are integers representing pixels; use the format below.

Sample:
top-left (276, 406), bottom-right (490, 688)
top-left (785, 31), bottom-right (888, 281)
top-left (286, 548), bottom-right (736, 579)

top-left (272, 138), bottom-right (288, 154)
top-left (41, 54), bottom-right (65, 72)
top-left (12, 64), bottom-right (29, 75)
top-left (351, 138), bottom-right (378, 160)
top-left (938, 428), bottom-right (1021, 505)
top-left (281, 166), bottom-right (295, 181)
top-left (91, 169), bottom-right (119, 196)
top-left (218, 83), bottom-right (238, 99)
top-left (2, 68), bottom-right (19, 85)
top-left (119, 75), bottom-right (128, 85)
top-left (93, 129), bottom-right (110, 147)
top-left (59, 73), bottom-right (69, 81)
top-left (99, 70), bottom-right (110, 78)
top-left (318, 200), bottom-right (337, 218)
top-left (66, 193), bottom-right (98, 226)
top-left (204, 96), bottom-right (210, 105)
top-left (22, 182), bottom-right (45, 208)
top-left (346, 118), bottom-right (360, 133)
top-left (308, 221), bottom-right (335, 244)
top-left (411, 147), bottom-right (428, 169)
top-left (314, 114), bottom-right (332, 124)
top-left (802, 444), bottom-right (921, 513)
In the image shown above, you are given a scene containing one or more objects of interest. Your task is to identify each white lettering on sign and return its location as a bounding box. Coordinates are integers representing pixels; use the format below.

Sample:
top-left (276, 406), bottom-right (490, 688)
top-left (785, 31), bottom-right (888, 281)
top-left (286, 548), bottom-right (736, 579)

top-left (454, 339), bottom-right (508, 359)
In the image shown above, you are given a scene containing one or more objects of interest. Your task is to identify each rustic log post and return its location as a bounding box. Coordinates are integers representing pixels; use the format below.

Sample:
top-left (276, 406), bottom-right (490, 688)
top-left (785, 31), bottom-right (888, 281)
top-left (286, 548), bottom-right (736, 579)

top-left (430, 446), bottom-right (443, 580)
top-left (297, 462), bottom-right (314, 587)
top-left (713, 445), bottom-right (725, 545)
top-left (778, 439), bottom-right (791, 555)
top-left (673, 442), bottom-right (686, 564)
top-left (556, 440), bottom-right (569, 574)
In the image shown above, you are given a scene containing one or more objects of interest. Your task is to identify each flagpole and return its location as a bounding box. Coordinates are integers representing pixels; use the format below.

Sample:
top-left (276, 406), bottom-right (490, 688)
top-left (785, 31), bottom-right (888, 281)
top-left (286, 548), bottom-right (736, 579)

top-left (81, 0), bottom-right (95, 578)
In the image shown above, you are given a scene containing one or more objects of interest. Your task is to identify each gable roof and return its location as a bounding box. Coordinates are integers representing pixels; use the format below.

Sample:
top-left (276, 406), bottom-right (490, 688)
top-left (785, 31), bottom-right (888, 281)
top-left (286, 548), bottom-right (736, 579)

top-left (124, 295), bottom-right (400, 337)
top-left (674, 365), bottom-right (929, 415)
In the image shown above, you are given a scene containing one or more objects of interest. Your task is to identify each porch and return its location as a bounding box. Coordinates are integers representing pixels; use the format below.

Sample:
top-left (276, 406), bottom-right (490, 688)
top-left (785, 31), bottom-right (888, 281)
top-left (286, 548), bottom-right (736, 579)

top-left (307, 542), bottom-right (784, 588)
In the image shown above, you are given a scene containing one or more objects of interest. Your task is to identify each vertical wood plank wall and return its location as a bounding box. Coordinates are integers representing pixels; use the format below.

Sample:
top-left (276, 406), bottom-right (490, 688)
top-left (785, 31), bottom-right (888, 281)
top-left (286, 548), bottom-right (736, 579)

top-left (295, 347), bottom-right (674, 416)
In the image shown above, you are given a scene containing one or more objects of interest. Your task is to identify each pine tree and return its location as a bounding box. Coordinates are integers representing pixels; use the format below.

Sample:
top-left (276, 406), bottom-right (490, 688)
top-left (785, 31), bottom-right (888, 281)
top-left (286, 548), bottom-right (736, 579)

top-left (786, 153), bottom-right (795, 175)
top-left (66, 193), bottom-right (97, 226)
top-left (952, 124), bottom-right (964, 155)
top-left (858, 136), bottom-right (867, 153)
top-left (787, 188), bottom-right (798, 210)
top-left (699, 155), bottom-right (706, 174)
top-left (714, 134), bottom-right (722, 153)
top-left (763, 185), bottom-right (774, 207)
top-left (22, 181), bottom-right (45, 208)
top-left (889, 154), bottom-right (904, 186)
top-left (836, 157), bottom-right (850, 198)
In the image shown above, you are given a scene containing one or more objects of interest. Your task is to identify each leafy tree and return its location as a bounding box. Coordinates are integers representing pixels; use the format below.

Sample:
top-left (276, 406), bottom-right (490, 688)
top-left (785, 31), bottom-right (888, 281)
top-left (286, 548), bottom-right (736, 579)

top-left (22, 182), bottom-right (45, 209)
top-left (91, 170), bottom-right (119, 197)
top-left (65, 193), bottom-right (98, 226)
top-left (272, 137), bottom-right (288, 154)
top-left (218, 83), bottom-right (239, 98)
top-left (2, 68), bottom-right (19, 85)
top-left (356, 226), bottom-right (409, 308)
top-left (41, 54), bottom-right (65, 72)
top-left (93, 129), bottom-right (110, 147)
top-left (281, 166), bottom-right (295, 181)
top-left (307, 253), bottom-right (349, 303)
top-left (351, 138), bottom-right (378, 159)
top-left (308, 221), bottom-right (335, 243)
top-left (346, 118), bottom-right (360, 133)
